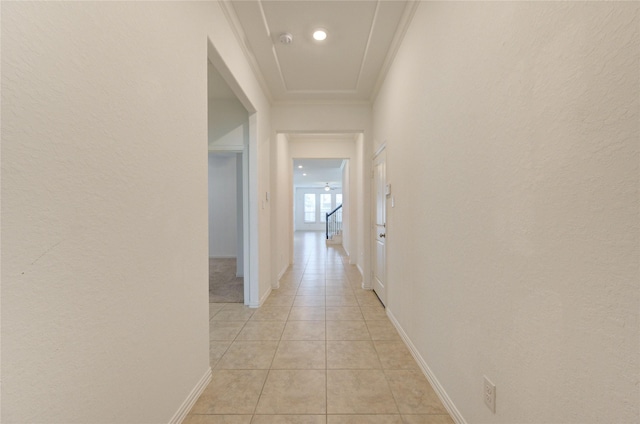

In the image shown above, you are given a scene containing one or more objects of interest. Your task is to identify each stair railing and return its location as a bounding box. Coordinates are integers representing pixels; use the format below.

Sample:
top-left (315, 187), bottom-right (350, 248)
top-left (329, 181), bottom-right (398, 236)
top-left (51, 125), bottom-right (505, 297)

top-left (326, 204), bottom-right (343, 240)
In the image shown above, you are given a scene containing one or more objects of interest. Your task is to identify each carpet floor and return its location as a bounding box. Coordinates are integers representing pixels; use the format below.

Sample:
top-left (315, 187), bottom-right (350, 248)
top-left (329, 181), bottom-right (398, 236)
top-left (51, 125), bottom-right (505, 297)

top-left (209, 258), bottom-right (244, 303)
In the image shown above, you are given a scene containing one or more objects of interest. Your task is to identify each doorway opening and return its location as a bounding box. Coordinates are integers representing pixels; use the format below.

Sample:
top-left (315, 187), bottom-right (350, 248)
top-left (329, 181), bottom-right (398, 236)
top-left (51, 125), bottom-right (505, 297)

top-left (272, 132), bottom-right (365, 285)
top-left (208, 151), bottom-right (244, 302)
top-left (207, 42), bottom-right (256, 305)
top-left (293, 158), bottom-right (345, 238)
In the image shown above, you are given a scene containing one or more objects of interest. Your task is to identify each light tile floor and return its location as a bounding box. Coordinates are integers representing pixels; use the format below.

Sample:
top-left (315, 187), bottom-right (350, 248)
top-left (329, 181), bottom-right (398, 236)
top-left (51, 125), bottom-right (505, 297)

top-left (187, 231), bottom-right (454, 424)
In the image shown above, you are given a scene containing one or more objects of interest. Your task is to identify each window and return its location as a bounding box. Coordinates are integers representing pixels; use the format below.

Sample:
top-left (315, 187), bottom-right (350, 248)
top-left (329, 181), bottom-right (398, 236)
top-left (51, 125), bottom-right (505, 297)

top-left (320, 193), bottom-right (332, 222)
top-left (304, 193), bottom-right (316, 223)
top-left (336, 194), bottom-right (342, 206)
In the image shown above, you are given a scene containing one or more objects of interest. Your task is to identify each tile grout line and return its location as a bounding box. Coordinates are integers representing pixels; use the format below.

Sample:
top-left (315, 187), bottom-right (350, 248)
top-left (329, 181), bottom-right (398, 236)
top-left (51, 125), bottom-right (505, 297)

top-left (325, 255), bottom-right (329, 418)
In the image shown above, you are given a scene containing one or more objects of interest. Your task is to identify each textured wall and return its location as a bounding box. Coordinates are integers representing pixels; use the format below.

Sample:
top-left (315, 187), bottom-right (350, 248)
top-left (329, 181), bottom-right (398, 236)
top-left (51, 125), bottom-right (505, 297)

top-left (1, 1), bottom-right (271, 422)
top-left (373, 2), bottom-right (639, 423)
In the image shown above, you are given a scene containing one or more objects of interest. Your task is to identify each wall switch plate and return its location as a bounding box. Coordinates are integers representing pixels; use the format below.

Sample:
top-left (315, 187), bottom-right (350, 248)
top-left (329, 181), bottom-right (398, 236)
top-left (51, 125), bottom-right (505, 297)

top-left (484, 376), bottom-right (496, 413)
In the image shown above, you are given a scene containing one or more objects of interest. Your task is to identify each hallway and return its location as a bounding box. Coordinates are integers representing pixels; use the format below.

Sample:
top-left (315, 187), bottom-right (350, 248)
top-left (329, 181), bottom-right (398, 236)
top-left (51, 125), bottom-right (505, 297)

top-left (187, 231), bottom-right (454, 423)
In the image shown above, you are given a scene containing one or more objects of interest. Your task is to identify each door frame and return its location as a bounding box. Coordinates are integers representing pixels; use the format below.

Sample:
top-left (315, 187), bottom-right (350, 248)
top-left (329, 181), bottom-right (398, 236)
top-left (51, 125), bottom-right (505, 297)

top-left (208, 39), bottom-right (259, 307)
top-left (371, 143), bottom-right (387, 305)
top-left (208, 146), bottom-right (250, 304)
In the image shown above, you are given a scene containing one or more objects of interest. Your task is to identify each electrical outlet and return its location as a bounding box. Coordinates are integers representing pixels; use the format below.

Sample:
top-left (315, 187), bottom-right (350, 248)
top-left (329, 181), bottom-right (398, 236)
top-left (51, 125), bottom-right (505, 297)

top-left (483, 376), bottom-right (496, 413)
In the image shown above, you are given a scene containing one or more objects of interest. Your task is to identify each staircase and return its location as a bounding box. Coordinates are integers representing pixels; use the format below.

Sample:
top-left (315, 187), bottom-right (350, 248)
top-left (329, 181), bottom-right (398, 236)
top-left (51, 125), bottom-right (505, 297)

top-left (325, 204), bottom-right (343, 245)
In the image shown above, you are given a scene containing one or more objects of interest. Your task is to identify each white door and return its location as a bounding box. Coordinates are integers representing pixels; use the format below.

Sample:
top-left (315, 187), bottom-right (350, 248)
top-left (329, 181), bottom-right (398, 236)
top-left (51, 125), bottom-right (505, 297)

top-left (372, 149), bottom-right (387, 305)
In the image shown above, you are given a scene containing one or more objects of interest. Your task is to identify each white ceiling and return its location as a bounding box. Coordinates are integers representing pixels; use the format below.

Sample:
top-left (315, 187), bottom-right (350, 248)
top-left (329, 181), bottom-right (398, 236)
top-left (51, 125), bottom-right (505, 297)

top-left (293, 158), bottom-right (345, 189)
top-left (225, 0), bottom-right (415, 103)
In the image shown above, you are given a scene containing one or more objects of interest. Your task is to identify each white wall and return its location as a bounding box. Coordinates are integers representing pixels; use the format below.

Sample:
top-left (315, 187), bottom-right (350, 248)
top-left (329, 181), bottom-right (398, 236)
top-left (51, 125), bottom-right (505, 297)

top-left (208, 98), bottom-right (247, 150)
top-left (236, 153), bottom-right (244, 276)
top-left (1, 1), bottom-right (271, 422)
top-left (354, 133), bottom-right (366, 278)
top-left (373, 2), bottom-right (639, 423)
top-left (208, 152), bottom-right (238, 258)
top-left (271, 133), bottom-right (292, 284)
top-left (341, 160), bottom-right (351, 256)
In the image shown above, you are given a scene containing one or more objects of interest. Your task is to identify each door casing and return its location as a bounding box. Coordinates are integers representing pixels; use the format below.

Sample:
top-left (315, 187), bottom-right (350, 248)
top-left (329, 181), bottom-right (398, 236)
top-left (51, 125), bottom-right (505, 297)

top-left (371, 145), bottom-right (387, 306)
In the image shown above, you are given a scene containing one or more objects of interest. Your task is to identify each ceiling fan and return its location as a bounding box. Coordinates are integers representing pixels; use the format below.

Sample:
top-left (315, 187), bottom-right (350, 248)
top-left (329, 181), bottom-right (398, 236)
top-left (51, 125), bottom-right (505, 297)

top-left (324, 183), bottom-right (336, 191)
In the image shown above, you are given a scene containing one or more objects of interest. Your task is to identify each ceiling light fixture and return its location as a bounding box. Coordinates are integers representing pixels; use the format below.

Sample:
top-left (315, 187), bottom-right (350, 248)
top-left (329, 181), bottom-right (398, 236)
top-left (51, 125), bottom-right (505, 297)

top-left (298, 165), bottom-right (303, 169)
top-left (324, 183), bottom-right (331, 191)
top-left (303, 173), bottom-right (307, 176)
top-left (313, 29), bottom-right (327, 41)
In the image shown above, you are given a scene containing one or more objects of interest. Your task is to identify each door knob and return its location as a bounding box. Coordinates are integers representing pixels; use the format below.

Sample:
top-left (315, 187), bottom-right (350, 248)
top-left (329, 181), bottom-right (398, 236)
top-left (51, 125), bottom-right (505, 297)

top-left (379, 233), bottom-right (386, 238)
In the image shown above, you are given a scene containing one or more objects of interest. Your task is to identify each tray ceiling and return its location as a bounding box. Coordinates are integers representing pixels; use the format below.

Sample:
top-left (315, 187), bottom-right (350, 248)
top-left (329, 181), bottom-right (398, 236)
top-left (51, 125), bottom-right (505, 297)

top-left (225, 0), bottom-right (416, 103)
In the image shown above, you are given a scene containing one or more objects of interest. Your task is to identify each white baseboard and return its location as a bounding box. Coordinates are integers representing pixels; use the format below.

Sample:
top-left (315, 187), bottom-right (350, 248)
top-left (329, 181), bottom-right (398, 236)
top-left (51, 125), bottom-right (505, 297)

top-left (273, 264), bottom-right (288, 289)
top-left (169, 367), bottom-right (212, 424)
top-left (386, 308), bottom-right (467, 424)
top-left (358, 264), bottom-right (372, 289)
top-left (249, 286), bottom-right (272, 308)
top-left (278, 266), bottom-right (288, 281)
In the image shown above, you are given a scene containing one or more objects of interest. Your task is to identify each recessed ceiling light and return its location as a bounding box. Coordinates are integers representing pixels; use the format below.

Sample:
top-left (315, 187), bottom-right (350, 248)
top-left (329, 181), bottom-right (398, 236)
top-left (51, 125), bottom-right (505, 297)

top-left (303, 173), bottom-right (307, 176)
top-left (313, 29), bottom-right (327, 41)
top-left (298, 165), bottom-right (303, 169)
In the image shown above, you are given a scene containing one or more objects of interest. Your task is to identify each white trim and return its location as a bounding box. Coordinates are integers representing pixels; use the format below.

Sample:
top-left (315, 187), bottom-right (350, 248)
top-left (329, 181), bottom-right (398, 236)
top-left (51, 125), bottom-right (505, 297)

top-left (273, 99), bottom-right (371, 107)
top-left (275, 265), bottom-right (288, 289)
top-left (207, 39), bottom-right (258, 114)
top-left (169, 367), bottom-right (212, 424)
top-left (358, 264), bottom-right (371, 289)
top-left (218, 0), bottom-right (274, 104)
top-left (247, 115), bottom-right (260, 307)
top-left (250, 286), bottom-right (272, 309)
top-left (208, 145), bottom-right (245, 152)
top-left (386, 309), bottom-right (467, 424)
top-left (206, 39), bottom-right (256, 314)
top-left (354, 0), bottom-right (380, 94)
top-left (370, 147), bottom-right (386, 302)
top-left (370, 0), bottom-right (420, 103)
top-left (373, 142), bottom-right (386, 159)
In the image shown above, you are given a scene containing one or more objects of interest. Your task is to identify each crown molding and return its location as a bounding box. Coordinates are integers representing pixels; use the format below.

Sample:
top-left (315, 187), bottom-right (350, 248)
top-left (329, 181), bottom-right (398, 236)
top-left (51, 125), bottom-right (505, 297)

top-left (370, 0), bottom-right (420, 103)
top-left (355, 0), bottom-right (381, 92)
top-left (219, 0), bottom-right (416, 105)
top-left (219, 0), bottom-right (275, 105)
top-left (286, 132), bottom-right (360, 141)
top-left (273, 99), bottom-right (372, 108)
